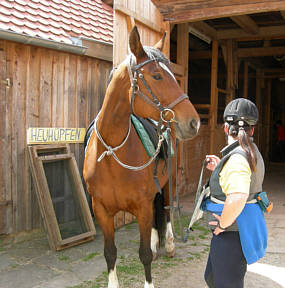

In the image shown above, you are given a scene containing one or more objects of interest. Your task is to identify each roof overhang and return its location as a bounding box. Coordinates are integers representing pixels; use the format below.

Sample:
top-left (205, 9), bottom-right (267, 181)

top-left (0, 29), bottom-right (87, 55)
top-left (150, 0), bottom-right (285, 23)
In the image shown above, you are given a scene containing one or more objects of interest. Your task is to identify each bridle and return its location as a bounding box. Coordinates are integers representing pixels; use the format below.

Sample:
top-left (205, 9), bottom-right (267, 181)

top-left (128, 56), bottom-right (188, 123)
top-left (94, 55), bottom-right (187, 170)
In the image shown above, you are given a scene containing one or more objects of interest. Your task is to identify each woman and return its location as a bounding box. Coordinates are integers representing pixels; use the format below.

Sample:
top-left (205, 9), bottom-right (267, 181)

top-left (204, 98), bottom-right (268, 288)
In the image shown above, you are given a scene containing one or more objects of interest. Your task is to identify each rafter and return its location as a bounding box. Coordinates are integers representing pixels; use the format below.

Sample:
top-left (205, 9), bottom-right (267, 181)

top-left (230, 15), bottom-right (259, 34)
top-left (189, 21), bottom-right (217, 40)
top-left (189, 46), bottom-right (285, 60)
top-left (217, 25), bottom-right (285, 40)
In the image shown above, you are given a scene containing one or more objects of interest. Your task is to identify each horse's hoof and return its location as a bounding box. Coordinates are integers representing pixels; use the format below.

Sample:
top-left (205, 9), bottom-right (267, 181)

top-left (152, 252), bottom-right (158, 261)
top-left (166, 247), bottom-right (176, 258)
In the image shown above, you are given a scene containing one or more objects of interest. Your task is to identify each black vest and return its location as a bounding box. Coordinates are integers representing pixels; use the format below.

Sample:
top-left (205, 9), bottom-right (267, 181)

top-left (207, 140), bottom-right (265, 231)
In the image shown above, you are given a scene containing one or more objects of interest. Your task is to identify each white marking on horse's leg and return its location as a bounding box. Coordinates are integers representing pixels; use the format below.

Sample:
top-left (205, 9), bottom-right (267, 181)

top-left (144, 280), bottom-right (154, 288)
top-left (151, 228), bottom-right (159, 259)
top-left (108, 265), bottom-right (119, 288)
top-left (165, 222), bottom-right (175, 257)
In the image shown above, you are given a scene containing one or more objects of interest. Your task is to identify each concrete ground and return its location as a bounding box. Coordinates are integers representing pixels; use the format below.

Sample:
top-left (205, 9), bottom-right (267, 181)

top-left (0, 162), bottom-right (284, 288)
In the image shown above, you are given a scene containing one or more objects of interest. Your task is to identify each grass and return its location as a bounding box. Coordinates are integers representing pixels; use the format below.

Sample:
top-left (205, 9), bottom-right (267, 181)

top-left (58, 255), bottom-right (70, 261)
top-left (83, 252), bottom-right (100, 262)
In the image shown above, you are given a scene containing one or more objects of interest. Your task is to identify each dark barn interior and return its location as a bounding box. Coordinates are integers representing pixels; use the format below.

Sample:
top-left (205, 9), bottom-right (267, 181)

top-left (168, 10), bottom-right (285, 163)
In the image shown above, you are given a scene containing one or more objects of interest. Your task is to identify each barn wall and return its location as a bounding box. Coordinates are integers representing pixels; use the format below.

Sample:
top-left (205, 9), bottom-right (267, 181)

top-left (180, 124), bottom-right (225, 195)
top-left (0, 40), bottom-right (112, 234)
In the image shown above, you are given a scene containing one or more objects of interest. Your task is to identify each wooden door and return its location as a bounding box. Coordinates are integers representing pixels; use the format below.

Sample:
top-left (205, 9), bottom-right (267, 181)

top-left (112, 0), bottom-right (170, 228)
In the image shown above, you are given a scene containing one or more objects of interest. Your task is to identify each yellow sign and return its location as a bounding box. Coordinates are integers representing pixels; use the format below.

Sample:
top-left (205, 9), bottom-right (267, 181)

top-left (27, 128), bottom-right (86, 144)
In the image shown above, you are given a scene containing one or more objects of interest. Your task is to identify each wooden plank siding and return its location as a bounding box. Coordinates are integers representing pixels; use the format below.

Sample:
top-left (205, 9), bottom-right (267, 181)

top-left (0, 40), bottom-right (112, 234)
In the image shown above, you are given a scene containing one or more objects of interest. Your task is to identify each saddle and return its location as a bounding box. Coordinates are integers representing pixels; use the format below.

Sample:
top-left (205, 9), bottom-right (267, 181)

top-left (84, 115), bottom-right (172, 160)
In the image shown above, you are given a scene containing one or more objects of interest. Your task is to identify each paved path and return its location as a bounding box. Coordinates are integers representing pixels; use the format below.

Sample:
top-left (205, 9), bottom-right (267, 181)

top-left (0, 162), bottom-right (284, 288)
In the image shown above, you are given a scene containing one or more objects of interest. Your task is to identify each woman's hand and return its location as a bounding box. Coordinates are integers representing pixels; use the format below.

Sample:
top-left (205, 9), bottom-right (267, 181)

top-left (209, 213), bottom-right (225, 235)
top-left (206, 155), bottom-right (220, 171)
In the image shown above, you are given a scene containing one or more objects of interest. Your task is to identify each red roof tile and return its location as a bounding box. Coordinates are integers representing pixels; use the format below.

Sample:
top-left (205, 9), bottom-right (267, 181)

top-left (0, 0), bottom-right (113, 45)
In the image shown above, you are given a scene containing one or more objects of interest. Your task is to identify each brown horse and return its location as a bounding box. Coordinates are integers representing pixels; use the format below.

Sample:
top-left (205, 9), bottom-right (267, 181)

top-left (83, 26), bottom-right (200, 288)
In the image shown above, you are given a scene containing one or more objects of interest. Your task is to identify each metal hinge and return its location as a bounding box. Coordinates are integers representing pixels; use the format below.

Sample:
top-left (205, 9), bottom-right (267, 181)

top-left (1, 78), bottom-right (11, 88)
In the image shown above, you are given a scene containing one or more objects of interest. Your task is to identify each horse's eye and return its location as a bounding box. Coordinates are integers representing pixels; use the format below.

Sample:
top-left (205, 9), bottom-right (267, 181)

top-left (152, 74), bottom-right (162, 80)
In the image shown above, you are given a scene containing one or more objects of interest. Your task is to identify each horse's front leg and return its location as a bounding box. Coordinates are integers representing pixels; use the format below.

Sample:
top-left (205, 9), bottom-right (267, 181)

top-left (164, 185), bottom-right (176, 257)
top-left (92, 200), bottom-right (119, 288)
top-left (137, 205), bottom-right (155, 288)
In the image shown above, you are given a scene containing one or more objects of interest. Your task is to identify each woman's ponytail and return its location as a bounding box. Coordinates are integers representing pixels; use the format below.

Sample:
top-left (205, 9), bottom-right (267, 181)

top-left (229, 124), bottom-right (257, 172)
top-left (238, 126), bottom-right (257, 172)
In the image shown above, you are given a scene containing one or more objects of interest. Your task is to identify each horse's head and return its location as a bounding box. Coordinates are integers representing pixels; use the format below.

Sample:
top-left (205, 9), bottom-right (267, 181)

top-left (128, 26), bottom-right (200, 140)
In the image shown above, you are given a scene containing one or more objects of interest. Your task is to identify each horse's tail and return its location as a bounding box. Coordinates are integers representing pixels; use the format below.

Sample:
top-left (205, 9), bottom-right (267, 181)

top-left (153, 191), bottom-right (166, 246)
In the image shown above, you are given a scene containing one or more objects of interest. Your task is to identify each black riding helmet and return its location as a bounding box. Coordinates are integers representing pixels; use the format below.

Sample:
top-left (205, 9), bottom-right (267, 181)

top-left (223, 98), bottom-right (258, 126)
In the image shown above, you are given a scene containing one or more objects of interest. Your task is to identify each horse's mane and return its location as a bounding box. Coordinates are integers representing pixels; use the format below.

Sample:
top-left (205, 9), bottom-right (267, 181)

top-left (107, 46), bottom-right (171, 85)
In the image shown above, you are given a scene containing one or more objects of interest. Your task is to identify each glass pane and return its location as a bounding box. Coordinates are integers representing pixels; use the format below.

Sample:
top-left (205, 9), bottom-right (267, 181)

top-left (43, 160), bottom-right (88, 239)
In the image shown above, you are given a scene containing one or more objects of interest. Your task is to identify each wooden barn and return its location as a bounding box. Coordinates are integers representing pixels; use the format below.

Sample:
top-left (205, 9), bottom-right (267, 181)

top-left (0, 0), bottom-right (114, 235)
top-left (1, 0), bottom-right (285, 236)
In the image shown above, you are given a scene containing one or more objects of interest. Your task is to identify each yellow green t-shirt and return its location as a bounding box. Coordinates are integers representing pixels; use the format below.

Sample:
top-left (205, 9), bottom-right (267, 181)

top-left (219, 153), bottom-right (251, 196)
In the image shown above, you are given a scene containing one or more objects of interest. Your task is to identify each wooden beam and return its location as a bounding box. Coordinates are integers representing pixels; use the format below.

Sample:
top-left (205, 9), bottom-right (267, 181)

top-left (189, 21), bottom-right (217, 40)
top-left (209, 40), bottom-right (218, 154)
top-left (226, 39), bottom-right (234, 104)
top-left (217, 88), bottom-right (229, 94)
top-left (189, 50), bottom-right (223, 60)
top-left (217, 25), bottom-right (285, 40)
top-left (265, 79), bottom-right (271, 162)
top-left (255, 69), bottom-right (263, 147)
top-left (237, 46), bottom-right (285, 57)
top-left (114, 4), bottom-right (164, 34)
top-left (280, 11), bottom-right (285, 19)
top-left (230, 15), bottom-right (259, 34)
top-left (233, 41), bottom-right (239, 88)
top-left (161, 1), bottom-right (285, 23)
top-left (82, 40), bottom-right (113, 62)
top-left (264, 68), bottom-right (285, 73)
top-left (170, 62), bottom-right (184, 77)
top-left (177, 23), bottom-right (189, 93)
top-left (190, 45), bottom-right (285, 60)
top-left (243, 61), bottom-right (248, 99)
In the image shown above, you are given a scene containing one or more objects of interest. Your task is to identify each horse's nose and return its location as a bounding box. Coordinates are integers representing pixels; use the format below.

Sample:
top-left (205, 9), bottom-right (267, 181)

top-left (189, 118), bottom-right (199, 134)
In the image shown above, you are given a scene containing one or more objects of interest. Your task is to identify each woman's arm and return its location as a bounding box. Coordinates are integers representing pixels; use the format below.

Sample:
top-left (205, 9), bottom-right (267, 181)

top-left (209, 192), bottom-right (248, 235)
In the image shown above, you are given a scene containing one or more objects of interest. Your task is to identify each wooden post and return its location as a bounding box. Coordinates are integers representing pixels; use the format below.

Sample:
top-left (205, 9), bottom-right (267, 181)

top-left (243, 61), bottom-right (248, 99)
top-left (176, 23), bottom-right (189, 197)
top-left (177, 23), bottom-right (189, 93)
top-left (226, 39), bottom-right (234, 104)
top-left (255, 69), bottom-right (263, 148)
top-left (210, 40), bottom-right (218, 154)
top-left (233, 40), bottom-right (239, 89)
top-left (265, 79), bottom-right (271, 162)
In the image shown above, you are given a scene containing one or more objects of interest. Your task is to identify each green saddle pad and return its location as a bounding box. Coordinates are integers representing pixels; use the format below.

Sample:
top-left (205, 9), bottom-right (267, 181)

top-left (130, 114), bottom-right (174, 158)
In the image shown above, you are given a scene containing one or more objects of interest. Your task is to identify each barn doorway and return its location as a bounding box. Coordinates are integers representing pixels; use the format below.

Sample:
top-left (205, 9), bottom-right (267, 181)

top-left (168, 12), bottom-right (285, 166)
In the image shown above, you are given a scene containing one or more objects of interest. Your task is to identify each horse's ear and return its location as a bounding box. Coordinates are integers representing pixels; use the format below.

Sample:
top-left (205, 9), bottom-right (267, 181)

top-left (129, 26), bottom-right (147, 59)
top-left (154, 32), bottom-right (166, 51)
